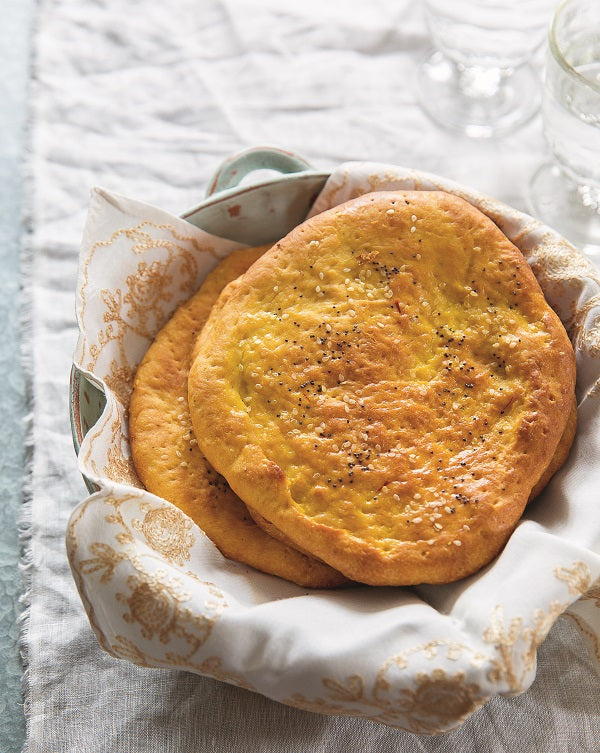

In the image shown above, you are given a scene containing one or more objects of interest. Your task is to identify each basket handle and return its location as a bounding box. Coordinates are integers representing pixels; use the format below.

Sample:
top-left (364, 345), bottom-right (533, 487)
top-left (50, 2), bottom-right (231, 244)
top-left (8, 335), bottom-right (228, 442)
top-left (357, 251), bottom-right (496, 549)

top-left (206, 146), bottom-right (313, 196)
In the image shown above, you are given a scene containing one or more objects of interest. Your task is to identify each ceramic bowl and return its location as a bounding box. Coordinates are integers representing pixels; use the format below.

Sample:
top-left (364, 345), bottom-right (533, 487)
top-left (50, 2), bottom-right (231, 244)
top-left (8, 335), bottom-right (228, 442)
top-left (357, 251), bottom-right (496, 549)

top-left (67, 149), bottom-right (600, 732)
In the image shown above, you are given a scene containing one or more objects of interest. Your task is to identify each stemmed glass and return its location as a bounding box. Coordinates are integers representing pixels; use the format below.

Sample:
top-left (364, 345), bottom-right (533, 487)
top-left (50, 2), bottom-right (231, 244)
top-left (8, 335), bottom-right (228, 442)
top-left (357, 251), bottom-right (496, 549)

top-left (529, 0), bottom-right (600, 257)
top-left (417, 1), bottom-right (556, 138)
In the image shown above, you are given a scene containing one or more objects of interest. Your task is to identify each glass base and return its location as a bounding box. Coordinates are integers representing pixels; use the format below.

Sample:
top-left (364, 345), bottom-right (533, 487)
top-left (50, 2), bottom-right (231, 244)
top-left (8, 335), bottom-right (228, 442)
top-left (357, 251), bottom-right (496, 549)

top-left (529, 163), bottom-right (600, 259)
top-left (416, 51), bottom-right (541, 138)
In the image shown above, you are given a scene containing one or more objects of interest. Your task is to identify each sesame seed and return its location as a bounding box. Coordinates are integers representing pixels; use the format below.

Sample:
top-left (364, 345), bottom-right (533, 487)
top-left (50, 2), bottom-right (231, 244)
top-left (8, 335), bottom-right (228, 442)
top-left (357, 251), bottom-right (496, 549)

top-left (453, 540), bottom-right (462, 546)
top-left (315, 285), bottom-right (321, 293)
top-left (273, 285), bottom-right (279, 292)
top-left (386, 209), bottom-right (395, 215)
top-left (319, 271), bottom-right (324, 280)
top-left (411, 214), bottom-right (417, 222)
top-left (413, 517), bottom-right (422, 523)
top-left (433, 522), bottom-right (443, 531)
top-left (414, 493), bottom-right (422, 499)
top-left (410, 226), bottom-right (416, 233)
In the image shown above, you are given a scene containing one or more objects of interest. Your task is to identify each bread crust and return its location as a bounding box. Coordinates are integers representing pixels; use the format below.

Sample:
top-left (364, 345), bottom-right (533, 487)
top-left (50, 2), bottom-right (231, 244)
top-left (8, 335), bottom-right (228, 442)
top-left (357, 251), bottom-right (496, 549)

top-left (188, 191), bottom-right (577, 586)
top-left (129, 246), bottom-right (350, 588)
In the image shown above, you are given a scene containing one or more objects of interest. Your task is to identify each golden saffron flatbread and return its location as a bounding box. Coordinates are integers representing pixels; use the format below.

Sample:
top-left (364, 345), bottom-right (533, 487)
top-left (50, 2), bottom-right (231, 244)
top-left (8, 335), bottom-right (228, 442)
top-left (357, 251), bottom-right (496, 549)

top-left (129, 246), bottom-right (349, 588)
top-left (188, 191), bottom-right (577, 586)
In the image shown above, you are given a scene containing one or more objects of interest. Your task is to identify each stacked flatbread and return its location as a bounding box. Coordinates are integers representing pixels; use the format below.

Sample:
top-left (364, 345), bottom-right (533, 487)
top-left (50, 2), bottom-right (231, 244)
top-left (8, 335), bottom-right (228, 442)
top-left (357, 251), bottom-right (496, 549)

top-left (130, 191), bottom-right (577, 587)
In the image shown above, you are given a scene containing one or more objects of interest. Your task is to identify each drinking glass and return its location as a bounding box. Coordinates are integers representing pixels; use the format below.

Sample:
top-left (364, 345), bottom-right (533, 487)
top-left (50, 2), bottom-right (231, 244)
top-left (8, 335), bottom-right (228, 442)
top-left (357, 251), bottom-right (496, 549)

top-left (417, 1), bottom-right (555, 138)
top-left (529, 0), bottom-right (600, 257)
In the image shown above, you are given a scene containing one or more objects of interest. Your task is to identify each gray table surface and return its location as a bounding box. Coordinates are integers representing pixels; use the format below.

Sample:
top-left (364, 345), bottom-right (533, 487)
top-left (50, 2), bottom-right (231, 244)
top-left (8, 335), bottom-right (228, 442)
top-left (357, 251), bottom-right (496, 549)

top-left (1, 1), bottom-right (34, 751)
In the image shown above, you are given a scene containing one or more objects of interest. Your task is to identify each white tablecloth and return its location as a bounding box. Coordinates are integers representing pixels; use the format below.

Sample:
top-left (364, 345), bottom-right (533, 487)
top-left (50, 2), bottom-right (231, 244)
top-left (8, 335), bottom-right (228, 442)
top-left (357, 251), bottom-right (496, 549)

top-left (22, 1), bottom-right (599, 750)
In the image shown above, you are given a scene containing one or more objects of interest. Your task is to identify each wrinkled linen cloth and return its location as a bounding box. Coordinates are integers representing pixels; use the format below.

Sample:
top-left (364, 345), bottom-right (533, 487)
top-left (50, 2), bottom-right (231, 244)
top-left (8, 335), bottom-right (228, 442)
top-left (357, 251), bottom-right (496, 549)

top-left (23, 0), bottom-right (600, 751)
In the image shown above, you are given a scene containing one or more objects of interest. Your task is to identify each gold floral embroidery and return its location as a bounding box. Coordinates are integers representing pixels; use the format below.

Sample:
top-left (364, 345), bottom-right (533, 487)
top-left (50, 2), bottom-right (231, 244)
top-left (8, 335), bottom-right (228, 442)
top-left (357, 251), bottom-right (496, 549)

top-left (571, 294), bottom-right (600, 359)
top-left (102, 414), bottom-right (142, 488)
top-left (71, 493), bottom-right (227, 663)
top-left (115, 564), bottom-right (225, 658)
top-left (581, 576), bottom-right (600, 607)
top-left (118, 574), bottom-right (181, 643)
top-left (132, 504), bottom-right (195, 566)
top-left (172, 656), bottom-right (257, 692)
top-left (393, 669), bottom-right (483, 727)
top-left (125, 260), bottom-right (173, 322)
top-left (483, 601), bottom-right (567, 691)
top-left (79, 542), bottom-right (127, 584)
top-left (286, 640), bottom-right (489, 733)
top-left (79, 221), bottom-right (208, 382)
top-left (323, 674), bottom-right (364, 702)
top-left (555, 561), bottom-right (592, 596)
top-left (111, 635), bottom-right (152, 667)
top-left (286, 560), bottom-right (590, 730)
top-left (527, 238), bottom-right (600, 353)
top-left (104, 360), bottom-right (136, 409)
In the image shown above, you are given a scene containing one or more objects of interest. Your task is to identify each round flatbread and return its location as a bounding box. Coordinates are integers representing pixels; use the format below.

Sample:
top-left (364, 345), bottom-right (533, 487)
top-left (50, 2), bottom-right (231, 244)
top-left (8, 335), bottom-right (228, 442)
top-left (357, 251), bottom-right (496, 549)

top-left (129, 246), bottom-right (349, 589)
top-left (188, 191), bottom-right (577, 586)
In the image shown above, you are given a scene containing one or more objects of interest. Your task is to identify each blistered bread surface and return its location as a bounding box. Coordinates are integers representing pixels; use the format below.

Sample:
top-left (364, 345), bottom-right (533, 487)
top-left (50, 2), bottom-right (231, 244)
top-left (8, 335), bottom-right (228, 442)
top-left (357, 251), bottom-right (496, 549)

top-left (129, 246), bottom-right (349, 588)
top-left (188, 191), bottom-right (577, 586)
